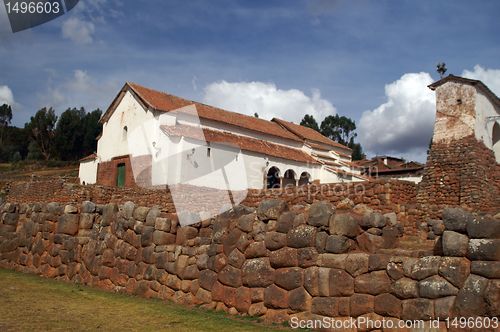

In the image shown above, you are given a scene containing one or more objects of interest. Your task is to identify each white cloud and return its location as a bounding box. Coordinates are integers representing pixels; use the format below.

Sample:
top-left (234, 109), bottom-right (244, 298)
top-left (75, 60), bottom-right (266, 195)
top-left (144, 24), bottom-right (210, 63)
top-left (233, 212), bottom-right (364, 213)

top-left (62, 17), bottom-right (95, 44)
top-left (462, 65), bottom-right (500, 96)
top-left (203, 81), bottom-right (336, 123)
top-left (0, 85), bottom-right (14, 106)
top-left (359, 72), bottom-right (435, 162)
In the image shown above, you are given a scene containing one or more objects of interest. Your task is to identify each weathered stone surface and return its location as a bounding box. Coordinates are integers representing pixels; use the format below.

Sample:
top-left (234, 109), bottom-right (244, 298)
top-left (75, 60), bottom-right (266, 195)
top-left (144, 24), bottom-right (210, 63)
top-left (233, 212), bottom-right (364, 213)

top-left (287, 225), bottom-right (316, 248)
top-left (3, 212), bottom-right (19, 225)
top-left (438, 257), bottom-right (470, 288)
top-left (468, 239), bottom-right (500, 261)
top-left (257, 199), bottom-right (287, 221)
top-left (384, 212), bottom-right (398, 226)
top-left (227, 249), bottom-right (245, 269)
top-left (264, 232), bottom-right (286, 251)
top-left (79, 213), bottom-right (94, 229)
top-left (355, 271), bottom-right (391, 295)
top-left (153, 230), bottom-right (175, 245)
top-left (218, 265), bottom-right (242, 287)
top-left (325, 235), bottom-right (352, 254)
top-left (47, 202), bottom-right (63, 214)
top-left (360, 212), bottom-right (386, 228)
top-left (368, 254), bottom-right (390, 271)
top-left (401, 299), bottom-right (433, 320)
top-left (121, 201), bottom-right (135, 219)
top-left (442, 207), bottom-right (472, 232)
top-left (411, 256), bottom-right (441, 280)
top-left (269, 247), bottom-right (298, 268)
top-left (418, 275), bottom-right (458, 299)
top-left (485, 280), bottom-right (500, 316)
top-left (131, 206), bottom-right (149, 222)
top-left (470, 261), bottom-right (500, 279)
top-left (242, 258), bottom-right (274, 287)
top-left (427, 219), bottom-right (445, 235)
top-left (222, 228), bottom-right (241, 256)
top-left (345, 253), bottom-right (369, 277)
top-left (275, 267), bottom-right (303, 290)
top-left (297, 248), bottom-right (318, 268)
top-left (336, 198), bottom-right (354, 210)
top-left (145, 207), bottom-right (160, 226)
top-left (442, 231), bottom-right (468, 256)
top-left (244, 241), bottom-right (267, 258)
top-left (234, 286), bottom-right (252, 313)
top-left (352, 204), bottom-right (373, 216)
top-left (392, 277), bottom-right (418, 299)
top-left (304, 267), bottom-right (319, 297)
top-left (237, 213), bottom-right (254, 233)
top-left (386, 261), bottom-right (404, 280)
top-left (329, 268), bottom-right (354, 296)
top-left (307, 201), bottom-right (333, 227)
top-left (199, 269), bottom-right (218, 291)
top-left (434, 296), bottom-right (455, 319)
top-left (467, 215), bottom-right (500, 239)
top-left (356, 232), bottom-right (384, 253)
top-left (329, 213), bottom-right (361, 237)
top-left (315, 231), bottom-right (327, 253)
top-left (154, 218), bottom-right (171, 232)
top-left (454, 274), bottom-right (489, 317)
top-left (311, 297), bottom-right (340, 317)
top-left (350, 293), bottom-right (374, 317)
top-left (57, 214), bottom-right (79, 235)
top-left (288, 287), bottom-right (312, 312)
top-left (248, 302), bottom-right (267, 316)
top-left (64, 205), bottom-right (78, 214)
top-left (264, 284), bottom-right (288, 309)
top-left (275, 211), bottom-right (295, 233)
top-left (176, 226), bottom-right (198, 245)
top-left (374, 293), bottom-right (401, 318)
top-left (318, 253), bottom-right (347, 269)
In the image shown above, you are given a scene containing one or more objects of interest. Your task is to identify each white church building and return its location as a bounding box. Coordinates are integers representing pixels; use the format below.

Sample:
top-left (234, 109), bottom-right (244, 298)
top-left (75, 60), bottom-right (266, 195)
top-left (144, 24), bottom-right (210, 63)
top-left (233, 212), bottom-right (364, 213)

top-left (79, 82), bottom-right (365, 190)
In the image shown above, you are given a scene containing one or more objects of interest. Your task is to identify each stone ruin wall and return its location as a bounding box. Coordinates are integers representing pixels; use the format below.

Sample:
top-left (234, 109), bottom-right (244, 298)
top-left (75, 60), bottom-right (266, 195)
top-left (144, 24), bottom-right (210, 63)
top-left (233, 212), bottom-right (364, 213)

top-left (0, 199), bottom-right (498, 328)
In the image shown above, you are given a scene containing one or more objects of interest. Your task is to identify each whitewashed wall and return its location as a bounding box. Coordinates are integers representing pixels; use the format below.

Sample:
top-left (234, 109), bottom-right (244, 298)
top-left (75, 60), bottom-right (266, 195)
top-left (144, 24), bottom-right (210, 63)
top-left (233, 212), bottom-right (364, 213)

top-left (78, 159), bottom-right (98, 184)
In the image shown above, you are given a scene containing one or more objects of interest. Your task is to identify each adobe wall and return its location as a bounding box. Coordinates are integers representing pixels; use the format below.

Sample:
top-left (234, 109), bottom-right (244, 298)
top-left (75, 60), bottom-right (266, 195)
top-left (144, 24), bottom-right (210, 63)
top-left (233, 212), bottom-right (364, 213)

top-left (0, 199), bottom-right (498, 329)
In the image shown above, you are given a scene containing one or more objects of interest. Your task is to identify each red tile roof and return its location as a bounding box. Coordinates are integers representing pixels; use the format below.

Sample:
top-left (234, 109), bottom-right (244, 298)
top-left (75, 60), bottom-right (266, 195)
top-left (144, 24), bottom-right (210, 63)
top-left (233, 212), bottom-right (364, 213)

top-left (272, 118), bottom-right (351, 151)
top-left (161, 125), bottom-right (319, 165)
top-left (79, 153), bottom-right (97, 162)
top-left (101, 82), bottom-right (302, 143)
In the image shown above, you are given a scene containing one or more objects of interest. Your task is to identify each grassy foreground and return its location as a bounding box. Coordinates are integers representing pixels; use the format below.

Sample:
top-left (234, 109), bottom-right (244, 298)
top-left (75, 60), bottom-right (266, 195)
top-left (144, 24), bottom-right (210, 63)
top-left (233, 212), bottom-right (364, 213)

top-left (0, 268), bottom-right (288, 332)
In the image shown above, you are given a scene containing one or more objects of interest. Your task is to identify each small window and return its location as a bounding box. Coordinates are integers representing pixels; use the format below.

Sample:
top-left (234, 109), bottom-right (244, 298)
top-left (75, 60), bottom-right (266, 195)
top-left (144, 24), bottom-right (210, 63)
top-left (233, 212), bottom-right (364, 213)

top-left (207, 147), bottom-right (211, 157)
top-left (122, 126), bottom-right (128, 141)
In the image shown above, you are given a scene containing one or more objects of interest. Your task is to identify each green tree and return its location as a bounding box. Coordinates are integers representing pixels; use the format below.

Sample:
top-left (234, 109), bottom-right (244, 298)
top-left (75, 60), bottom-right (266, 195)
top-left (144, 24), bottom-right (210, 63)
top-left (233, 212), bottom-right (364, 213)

top-left (350, 142), bottom-right (365, 161)
top-left (0, 104), bottom-right (12, 145)
top-left (81, 109), bottom-right (102, 157)
top-left (25, 107), bottom-right (58, 160)
top-left (320, 114), bottom-right (357, 146)
top-left (300, 114), bottom-right (320, 132)
top-left (54, 107), bottom-right (86, 160)
top-left (26, 140), bottom-right (43, 160)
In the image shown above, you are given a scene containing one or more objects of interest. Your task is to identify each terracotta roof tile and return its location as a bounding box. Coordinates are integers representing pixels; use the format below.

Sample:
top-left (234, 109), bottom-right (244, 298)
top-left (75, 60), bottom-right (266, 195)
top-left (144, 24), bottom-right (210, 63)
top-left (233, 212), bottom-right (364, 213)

top-left (161, 125), bottom-right (319, 165)
top-left (79, 153), bottom-right (97, 162)
top-left (272, 118), bottom-right (351, 151)
top-left (124, 82), bottom-right (302, 142)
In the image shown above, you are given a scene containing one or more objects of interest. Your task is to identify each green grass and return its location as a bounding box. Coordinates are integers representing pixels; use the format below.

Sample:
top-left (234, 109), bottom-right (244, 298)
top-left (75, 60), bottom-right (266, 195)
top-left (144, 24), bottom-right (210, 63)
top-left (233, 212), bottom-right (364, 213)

top-left (0, 269), bottom-right (289, 332)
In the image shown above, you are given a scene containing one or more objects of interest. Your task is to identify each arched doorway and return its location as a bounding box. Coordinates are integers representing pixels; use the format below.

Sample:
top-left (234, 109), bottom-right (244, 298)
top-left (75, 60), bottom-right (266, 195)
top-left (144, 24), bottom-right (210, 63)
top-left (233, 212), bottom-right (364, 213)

top-left (298, 172), bottom-right (311, 186)
top-left (493, 122), bottom-right (500, 163)
top-left (266, 166), bottom-right (281, 189)
top-left (283, 169), bottom-right (297, 187)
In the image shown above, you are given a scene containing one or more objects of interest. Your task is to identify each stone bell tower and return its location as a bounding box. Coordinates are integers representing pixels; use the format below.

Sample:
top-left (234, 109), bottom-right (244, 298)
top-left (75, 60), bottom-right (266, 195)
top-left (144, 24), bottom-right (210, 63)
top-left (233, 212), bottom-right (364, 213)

top-left (417, 75), bottom-right (500, 217)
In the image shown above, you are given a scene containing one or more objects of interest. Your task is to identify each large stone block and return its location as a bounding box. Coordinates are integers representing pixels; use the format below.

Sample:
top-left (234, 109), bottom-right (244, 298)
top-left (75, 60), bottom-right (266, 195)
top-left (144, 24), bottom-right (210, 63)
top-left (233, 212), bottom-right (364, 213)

top-left (276, 211), bottom-right (295, 233)
top-left (485, 280), bottom-right (500, 317)
top-left (288, 287), bottom-right (312, 312)
top-left (350, 293), bottom-right (374, 317)
top-left (470, 261), bottom-right (500, 279)
top-left (153, 230), bottom-right (175, 246)
top-left (466, 215), bottom-right (500, 239)
top-left (57, 214), bottom-right (79, 235)
top-left (411, 256), bottom-right (441, 280)
top-left (401, 298), bottom-right (433, 320)
top-left (442, 207), bottom-right (472, 232)
top-left (391, 277), bottom-right (418, 299)
top-left (454, 274), bottom-right (489, 317)
top-left (442, 231), bottom-right (468, 256)
top-left (329, 213), bottom-right (361, 238)
top-left (269, 247), bottom-right (298, 268)
top-left (329, 268), bottom-right (354, 296)
top-left (307, 201), bottom-right (333, 227)
top-left (244, 241), bottom-right (267, 258)
top-left (354, 271), bottom-right (391, 295)
top-left (345, 253), bottom-right (369, 277)
top-left (287, 224), bottom-right (316, 248)
top-left (438, 257), bottom-right (470, 288)
top-left (434, 296), bottom-right (455, 319)
top-left (356, 232), bottom-right (384, 253)
top-left (468, 239), bottom-right (500, 261)
top-left (264, 284), bottom-right (288, 309)
top-left (297, 248), bottom-right (318, 268)
top-left (325, 235), bottom-right (353, 254)
top-left (257, 199), bottom-right (287, 221)
top-left (237, 213), bottom-right (255, 233)
top-left (264, 232), bottom-right (287, 251)
top-left (311, 297), bottom-right (340, 317)
top-left (199, 269), bottom-right (218, 291)
top-left (218, 265), bottom-right (242, 288)
top-left (360, 212), bottom-right (386, 228)
top-left (374, 293), bottom-right (401, 318)
top-left (418, 275), bottom-right (458, 299)
top-left (133, 206), bottom-right (150, 221)
top-left (304, 267), bottom-right (319, 297)
top-left (274, 267), bottom-right (303, 290)
top-left (242, 257), bottom-right (274, 287)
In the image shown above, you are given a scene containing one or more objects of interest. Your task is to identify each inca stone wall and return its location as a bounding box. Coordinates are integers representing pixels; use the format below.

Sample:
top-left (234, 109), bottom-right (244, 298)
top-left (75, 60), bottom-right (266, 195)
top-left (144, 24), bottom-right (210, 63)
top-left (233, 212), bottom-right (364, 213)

top-left (1, 199), bottom-right (498, 327)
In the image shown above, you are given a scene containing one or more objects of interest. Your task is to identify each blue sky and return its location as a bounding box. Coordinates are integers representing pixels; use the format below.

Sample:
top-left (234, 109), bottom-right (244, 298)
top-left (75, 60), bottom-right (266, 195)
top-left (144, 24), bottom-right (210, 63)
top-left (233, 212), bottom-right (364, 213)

top-left (0, 0), bottom-right (499, 161)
